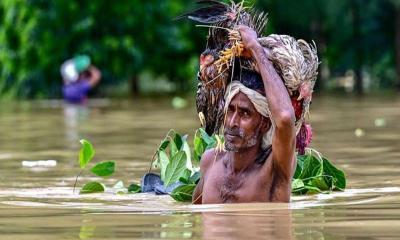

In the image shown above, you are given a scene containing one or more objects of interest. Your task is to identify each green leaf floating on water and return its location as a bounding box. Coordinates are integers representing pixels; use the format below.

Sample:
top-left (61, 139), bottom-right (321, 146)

top-left (291, 179), bottom-right (304, 190)
top-left (158, 151), bottom-right (169, 181)
top-left (128, 183), bottom-right (141, 193)
top-left (91, 161), bottom-right (115, 177)
top-left (323, 157), bottom-right (346, 190)
top-left (80, 181), bottom-right (105, 194)
top-left (79, 139), bottom-right (95, 169)
top-left (170, 184), bottom-right (196, 202)
top-left (298, 153), bottom-right (323, 180)
top-left (164, 151), bottom-right (187, 187)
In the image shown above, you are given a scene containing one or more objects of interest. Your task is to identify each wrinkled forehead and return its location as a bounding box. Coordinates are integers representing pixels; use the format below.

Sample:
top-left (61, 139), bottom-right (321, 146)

top-left (228, 91), bottom-right (258, 112)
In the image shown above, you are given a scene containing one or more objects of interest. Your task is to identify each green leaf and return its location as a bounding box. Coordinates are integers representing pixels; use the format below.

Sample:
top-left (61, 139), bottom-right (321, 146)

top-left (294, 155), bottom-right (306, 179)
top-left (189, 171), bottom-right (201, 184)
top-left (292, 149), bottom-right (347, 194)
top-left (193, 136), bottom-right (206, 162)
top-left (128, 183), bottom-right (141, 193)
top-left (199, 128), bottom-right (216, 147)
top-left (298, 154), bottom-right (323, 180)
top-left (322, 157), bottom-right (346, 190)
top-left (112, 181), bottom-right (127, 194)
top-left (159, 151), bottom-right (170, 181)
top-left (179, 177), bottom-right (190, 184)
top-left (79, 139), bottom-right (95, 169)
top-left (291, 179), bottom-right (305, 190)
top-left (113, 180), bottom-right (124, 189)
top-left (170, 184), bottom-right (196, 202)
top-left (169, 139), bottom-right (179, 156)
top-left (174, 133), bottom-right (183, 150)
top-left (80, 181), bottom-right (105, 194)
top-left (179, 169), bottom-right (192, 183)
top-left (304, 185), bottom-right (326, 194)
top-left (164, 151), bottom-right (188, 187)
top-left (182, 138), bottom-right (193, 171)
top-left (309, 176), bottom-right (330, 191)
top-left (159, 139), bottom-right (170, 152)
top-left (91, 161), bottom-right (115, 177)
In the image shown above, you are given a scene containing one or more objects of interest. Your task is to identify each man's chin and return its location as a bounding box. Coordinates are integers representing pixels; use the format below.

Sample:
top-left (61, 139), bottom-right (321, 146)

top-left (224, 141), bottom-right (240, 152)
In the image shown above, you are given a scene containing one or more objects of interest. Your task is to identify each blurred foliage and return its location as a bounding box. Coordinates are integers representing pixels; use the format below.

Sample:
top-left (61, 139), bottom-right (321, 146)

top-left (0, 0), bottom-right (399, 99)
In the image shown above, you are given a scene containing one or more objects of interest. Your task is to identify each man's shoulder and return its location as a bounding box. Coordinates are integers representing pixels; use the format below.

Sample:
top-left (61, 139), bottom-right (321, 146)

top-left (199, 148), bottom-right (223, 172)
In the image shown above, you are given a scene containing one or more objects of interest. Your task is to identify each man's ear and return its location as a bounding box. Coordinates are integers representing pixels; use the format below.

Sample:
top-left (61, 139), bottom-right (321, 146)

top-left (260, 117), bottom-right (271, 134)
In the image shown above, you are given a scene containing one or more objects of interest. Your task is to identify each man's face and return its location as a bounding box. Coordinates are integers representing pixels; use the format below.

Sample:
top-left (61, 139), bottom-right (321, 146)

top-left (224, 92), bottom-right (269, 152)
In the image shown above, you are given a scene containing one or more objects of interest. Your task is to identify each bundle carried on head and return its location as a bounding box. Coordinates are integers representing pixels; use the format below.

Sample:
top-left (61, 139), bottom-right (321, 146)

top-left (178, 0), bottom-right (319, 154)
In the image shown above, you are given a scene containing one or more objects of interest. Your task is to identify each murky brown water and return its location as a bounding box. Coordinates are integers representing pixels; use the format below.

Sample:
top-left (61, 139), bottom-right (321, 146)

top-left (0, 96), bottom-right (400, 239)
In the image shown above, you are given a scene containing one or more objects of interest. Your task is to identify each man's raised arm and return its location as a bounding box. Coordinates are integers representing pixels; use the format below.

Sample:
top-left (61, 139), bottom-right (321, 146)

top-left (238, 26), bottom-right (296, 180)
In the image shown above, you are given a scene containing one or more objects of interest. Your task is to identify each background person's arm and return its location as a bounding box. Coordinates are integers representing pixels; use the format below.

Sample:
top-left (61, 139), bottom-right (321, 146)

top-left (86, 65), bottom-right (101, 88)
top-left (238, 26), bottom-right (296, 181)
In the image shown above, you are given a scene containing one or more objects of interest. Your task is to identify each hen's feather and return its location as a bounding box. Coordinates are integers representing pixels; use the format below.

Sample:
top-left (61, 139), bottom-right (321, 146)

top-left (175, 0), bottom-right (228, 24)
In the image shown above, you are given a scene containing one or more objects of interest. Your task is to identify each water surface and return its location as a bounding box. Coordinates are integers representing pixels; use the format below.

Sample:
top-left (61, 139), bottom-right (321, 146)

top-left (0, 96), bottom-right (400, 239)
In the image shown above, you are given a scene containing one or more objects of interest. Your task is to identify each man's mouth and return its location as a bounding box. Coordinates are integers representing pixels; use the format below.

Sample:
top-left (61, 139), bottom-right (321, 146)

top-left (225, 133), bottom-right (239, 139)
top-left (224, 128), bottom-right (243, 140)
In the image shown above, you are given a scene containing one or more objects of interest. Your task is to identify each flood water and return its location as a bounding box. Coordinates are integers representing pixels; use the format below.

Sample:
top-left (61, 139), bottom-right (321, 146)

top-left (0, 96), bottom-right (400, 239)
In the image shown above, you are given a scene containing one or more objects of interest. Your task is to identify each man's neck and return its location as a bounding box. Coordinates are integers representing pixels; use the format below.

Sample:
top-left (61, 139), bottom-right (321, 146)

top-left (229, 144), bottom-right (262, 173)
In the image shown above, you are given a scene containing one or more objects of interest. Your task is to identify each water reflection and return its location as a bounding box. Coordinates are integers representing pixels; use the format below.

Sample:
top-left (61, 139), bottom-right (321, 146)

top-left (63, 104), bottom-right (89, 144)
top-left (201, 209), bottom-right (293, 239)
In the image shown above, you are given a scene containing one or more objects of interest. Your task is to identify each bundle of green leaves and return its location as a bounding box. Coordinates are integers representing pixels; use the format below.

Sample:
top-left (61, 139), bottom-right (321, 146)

top-left (292, 148), bottom-right (346, 194)
top-left (150, 129), bottom-right (216, 201)
top-left (150, 128), bottom-right (346, 202)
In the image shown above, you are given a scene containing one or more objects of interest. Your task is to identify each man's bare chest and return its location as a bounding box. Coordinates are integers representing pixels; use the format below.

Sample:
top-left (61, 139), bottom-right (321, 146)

top-left (202, 161), bottom-right (273, 203)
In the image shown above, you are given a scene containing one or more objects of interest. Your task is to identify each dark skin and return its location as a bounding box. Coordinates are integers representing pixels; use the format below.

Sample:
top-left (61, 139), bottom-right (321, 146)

top-left (79, 65), bottom-right (101, 88)
top-left (64, 65), bottom-right (101, 88)
top-left (193, 26), bottom-right (296, 204)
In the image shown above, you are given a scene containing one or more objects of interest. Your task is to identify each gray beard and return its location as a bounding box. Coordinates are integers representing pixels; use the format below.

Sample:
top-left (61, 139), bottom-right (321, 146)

top-left (224, 125), bottom-right (262, 152)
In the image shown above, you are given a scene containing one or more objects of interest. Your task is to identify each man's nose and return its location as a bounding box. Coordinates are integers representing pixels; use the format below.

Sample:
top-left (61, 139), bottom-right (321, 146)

top-left (228, 111), bottom-right (240, 128)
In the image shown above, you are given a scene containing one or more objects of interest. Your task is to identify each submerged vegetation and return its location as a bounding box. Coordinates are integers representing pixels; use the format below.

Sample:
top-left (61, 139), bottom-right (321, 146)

top-left (75, 129), bottom-right (346, 202)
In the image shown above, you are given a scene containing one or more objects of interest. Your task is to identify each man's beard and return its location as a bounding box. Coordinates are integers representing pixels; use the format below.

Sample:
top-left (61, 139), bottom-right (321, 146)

top-left (224, 125), bottom-right (261, 152)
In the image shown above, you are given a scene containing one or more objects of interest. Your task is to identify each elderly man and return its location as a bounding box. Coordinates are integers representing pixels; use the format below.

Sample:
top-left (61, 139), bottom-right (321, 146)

top-left (193, 26), bottom-right (296, 204)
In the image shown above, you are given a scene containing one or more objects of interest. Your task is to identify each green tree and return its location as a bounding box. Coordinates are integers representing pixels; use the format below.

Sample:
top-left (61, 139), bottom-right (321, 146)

top-left (0, 0), bottom-right (203, 99)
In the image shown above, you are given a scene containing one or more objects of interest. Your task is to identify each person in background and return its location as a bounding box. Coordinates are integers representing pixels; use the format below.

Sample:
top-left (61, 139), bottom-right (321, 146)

top-left (61, 55), bottom-right (101, 104)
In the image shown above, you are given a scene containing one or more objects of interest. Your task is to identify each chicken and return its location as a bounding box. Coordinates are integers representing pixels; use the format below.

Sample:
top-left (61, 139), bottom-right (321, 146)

top-left (258, 35), bottom-right (318, 119)
top-left (259, 35), bottom-right (318, 154)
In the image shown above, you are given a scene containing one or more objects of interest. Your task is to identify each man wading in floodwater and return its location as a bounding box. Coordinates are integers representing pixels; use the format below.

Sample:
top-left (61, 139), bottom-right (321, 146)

top-left (193, 26), bottom-right (296, 204)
